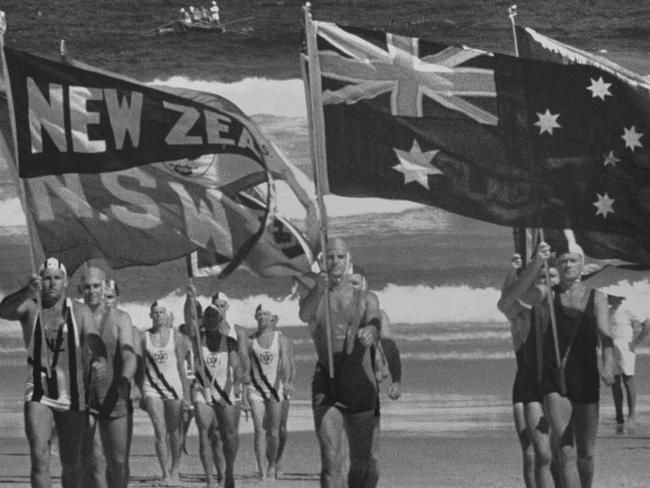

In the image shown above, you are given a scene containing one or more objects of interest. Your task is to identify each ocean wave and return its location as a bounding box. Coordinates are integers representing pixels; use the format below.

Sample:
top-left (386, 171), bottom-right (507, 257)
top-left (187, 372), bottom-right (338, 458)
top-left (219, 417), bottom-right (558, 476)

top-left (148, 76), bottom-right (306, 117)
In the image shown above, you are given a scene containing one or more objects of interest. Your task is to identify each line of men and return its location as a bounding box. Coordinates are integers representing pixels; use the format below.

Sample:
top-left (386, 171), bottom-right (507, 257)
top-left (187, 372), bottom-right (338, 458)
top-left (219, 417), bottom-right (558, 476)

top-left (0, 236), bottom-right (400, 488)
top-left (498, 240), bottom-right (650, 488)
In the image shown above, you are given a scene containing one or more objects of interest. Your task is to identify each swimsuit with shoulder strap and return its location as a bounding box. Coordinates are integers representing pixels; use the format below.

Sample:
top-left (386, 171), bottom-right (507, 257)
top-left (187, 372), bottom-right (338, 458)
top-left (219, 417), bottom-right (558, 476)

top-left (25, 298), bottom-right (85, 412)
top-left (541, 288), bottom-right (600, 403)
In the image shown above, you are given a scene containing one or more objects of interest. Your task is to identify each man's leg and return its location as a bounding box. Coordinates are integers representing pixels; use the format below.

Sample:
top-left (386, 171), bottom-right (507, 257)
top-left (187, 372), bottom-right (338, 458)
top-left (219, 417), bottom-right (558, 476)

top-left (313, 404), bottom-right (345, 488)
top-left (24, 401), bottom-right (55, 488)
top-left (81, 415), bottom-right (107, 488)
top-left (214, 403), bottom-right (241, 488)
top-left (194, 401), bottom-right (218, 488)
top-left (344, 409), bottom-right (376, 488)
top-left (99, 415), bottom-right (131, 488)
top-left (264, 400), bottom-right (283, 478)
top-left (368, 414), bottom-right (380, 488)
top-left (611, 374), bottom-right (624, 428)
top-left (162, 399), bottom-right (183, 482)
top-left (276, 398), bottom-right (290, 475)
top-left (622, 375), bottom-right (637, 424)
top-left (144, 396), bottom-right (170, 480)
top-left (572, 402), bottom-right (599, 488)
top-left (249, 398), bottom-right (267, 478)
top-left (513, 402), bottom-right (536, 488)
top-left (524, 401), bottom-right (554, 488)
top-left (54, 410), bottom-right (85, 488)
top-left (544, 393), bottom-right (579, 488)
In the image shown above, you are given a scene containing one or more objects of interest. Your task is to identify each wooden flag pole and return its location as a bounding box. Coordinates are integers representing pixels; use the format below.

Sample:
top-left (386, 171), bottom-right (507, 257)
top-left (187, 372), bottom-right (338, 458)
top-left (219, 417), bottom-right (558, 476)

top-left (507, 5), bottom-right (563, 375)
top-left (0, 13), bottom-right (43, 278)
top-left (185, 256), bottom-right (207, 393)
top-left (303, 3), bottom-right (334, 378)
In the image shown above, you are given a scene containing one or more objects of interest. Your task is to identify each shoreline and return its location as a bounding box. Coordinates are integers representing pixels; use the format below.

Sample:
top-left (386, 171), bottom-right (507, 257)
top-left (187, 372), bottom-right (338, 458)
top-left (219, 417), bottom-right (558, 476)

top-left (2, 428), bottom-right (650, 488)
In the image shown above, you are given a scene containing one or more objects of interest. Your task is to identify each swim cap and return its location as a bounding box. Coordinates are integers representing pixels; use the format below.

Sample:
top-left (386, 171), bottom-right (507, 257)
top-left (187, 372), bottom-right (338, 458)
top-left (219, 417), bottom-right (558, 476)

top-left (39, 257), bottom-right (67, 277)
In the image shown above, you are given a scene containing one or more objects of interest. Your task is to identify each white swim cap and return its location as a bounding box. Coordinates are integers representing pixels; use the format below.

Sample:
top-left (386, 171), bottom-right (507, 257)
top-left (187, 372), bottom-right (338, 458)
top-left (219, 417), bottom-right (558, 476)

top-left (39, 257), bottom-right (67, 277)
top-left (180, 7), bottom-right (185, 12)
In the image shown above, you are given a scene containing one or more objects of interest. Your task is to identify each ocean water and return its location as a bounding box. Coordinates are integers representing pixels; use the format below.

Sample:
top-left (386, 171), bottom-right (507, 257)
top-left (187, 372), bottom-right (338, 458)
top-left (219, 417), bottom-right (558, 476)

top-left (1, 0), bottom-right (650, 438)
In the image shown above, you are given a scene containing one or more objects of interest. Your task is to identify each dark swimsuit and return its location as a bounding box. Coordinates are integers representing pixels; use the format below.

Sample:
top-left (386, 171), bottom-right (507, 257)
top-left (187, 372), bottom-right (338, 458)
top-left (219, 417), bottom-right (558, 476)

top-left (311, 289), bottom-right (378, 414)
top-left (509, 306), bottom-right (543, 404)
top-left (541, 289), bottom-right (600, 404)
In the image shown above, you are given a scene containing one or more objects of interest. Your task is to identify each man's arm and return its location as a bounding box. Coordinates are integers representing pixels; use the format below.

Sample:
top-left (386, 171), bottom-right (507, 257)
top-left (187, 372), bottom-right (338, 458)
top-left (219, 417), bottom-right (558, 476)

top-left (235, 325), bottom-right (251, 385)
top-left (175, 331), bottom-right (192, 405)
top-left (116, 311), bottom-right (138, 395)
top-left (0, 278), bottom-right (39, 347)
top-left (497, 243), bottom-right (551, 315)
top-left (278, 335), bottom-right (293, 395)
top-left (594, 290), bottom-right (614, 386)
top-left (357, 291), bottom-right (381, 347)
top-left (298, 274), bottom-right (326, 323)
top-left (631, 318), bottom-right (650, 351)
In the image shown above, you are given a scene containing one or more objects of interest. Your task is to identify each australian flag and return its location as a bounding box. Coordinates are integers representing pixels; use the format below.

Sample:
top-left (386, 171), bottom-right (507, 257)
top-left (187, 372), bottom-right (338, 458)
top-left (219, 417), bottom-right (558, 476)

top-left (308, 23), bottom-right (650, 263)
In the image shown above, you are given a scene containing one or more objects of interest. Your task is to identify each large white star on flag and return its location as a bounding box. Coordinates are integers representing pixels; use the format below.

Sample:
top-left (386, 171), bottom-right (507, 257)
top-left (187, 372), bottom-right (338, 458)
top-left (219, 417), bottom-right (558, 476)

top-left (603, 150), bottom-right (620, 167)
top-left (621, 126), bottom-right (644, 151)
top-left (392, 140), bottom-right (442, 189)
top-left (534, 109), bottom-right (561, 135)
top-left (593, 192), bottom-right (615, 218)
top-left (586, 77), bottom-right (612, 100)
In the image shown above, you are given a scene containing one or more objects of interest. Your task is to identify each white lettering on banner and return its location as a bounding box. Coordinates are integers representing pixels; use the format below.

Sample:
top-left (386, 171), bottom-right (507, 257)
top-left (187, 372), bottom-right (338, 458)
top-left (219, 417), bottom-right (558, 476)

top-left (104, 89), bottom-right (143, 149)
top-left (27, 78), bottom-right (66, 153)
top-left (26, 174), bottom-right (93, 220)
top-left (70, 86), bottom-right (106, 153)
top-left (163, 102), bottom-right (202, 145)
top-left (101, 168), bottom-right (161, 228)
top-left (237, 127), bottom-right (261, 160)
top-left (167, 182), bottom-right (233, 255)
top-left (204, 111), bottom-right (235, 145)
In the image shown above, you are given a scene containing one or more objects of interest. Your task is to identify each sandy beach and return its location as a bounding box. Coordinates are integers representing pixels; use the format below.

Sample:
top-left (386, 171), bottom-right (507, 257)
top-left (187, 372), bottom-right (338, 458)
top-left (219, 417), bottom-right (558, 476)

top-left (2, 426), bottom-right (650, 488)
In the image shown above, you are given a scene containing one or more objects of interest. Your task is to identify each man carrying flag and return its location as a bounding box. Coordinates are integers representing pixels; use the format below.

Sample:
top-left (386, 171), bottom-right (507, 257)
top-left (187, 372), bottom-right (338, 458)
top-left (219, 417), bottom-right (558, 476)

top-left (299, 237), bottom-right (381, 488)
top-left (0, 258), bottom-right (107, 488)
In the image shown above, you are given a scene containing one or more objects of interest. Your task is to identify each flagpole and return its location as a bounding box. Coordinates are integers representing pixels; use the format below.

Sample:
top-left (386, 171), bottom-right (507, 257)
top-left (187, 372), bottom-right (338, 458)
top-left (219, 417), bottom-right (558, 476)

top-left (303, 2), bottom-right (334, 379)
top-left (185, 255), bottom-right (211, 406)
top-left (508, 5), bottom-right (563, 377)
top-left (0, 12), bottom-right (43, 274)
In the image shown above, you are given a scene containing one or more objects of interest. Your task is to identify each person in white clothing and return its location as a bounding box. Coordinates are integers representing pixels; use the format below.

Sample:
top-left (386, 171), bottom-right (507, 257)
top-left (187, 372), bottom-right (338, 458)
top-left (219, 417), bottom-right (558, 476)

top-left (245, 305), bottom-right (292, 480)
top-left (184, 289), bottom-right (244, 488)
top-left (209, 1), bottom-right (220, 24)
top-left (139, 301), bottom-right (192, 484)
top-left (608, 295), bottom-right (649, 433)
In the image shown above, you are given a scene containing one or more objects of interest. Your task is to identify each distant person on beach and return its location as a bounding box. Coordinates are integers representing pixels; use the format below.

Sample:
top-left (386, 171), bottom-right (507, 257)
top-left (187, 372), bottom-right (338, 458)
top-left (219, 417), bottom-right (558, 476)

top-left (140, 301), bottom-right (192, 484)
top-left (527, 241), bottom-right (614, 488)
top-left (245, 305), bottom-right (293, 480)
top-left (79, 267), bottom-right (137, 488)
top-left (190, 5), bottom-right (202, 22)
top-left (210, 1), bottom-right (220, 24)
top-left (179, 7), bottom-right (192, 26)
top-left (184, 292), bottom-right (244, 488)
top-left (0, 257), bottom-right (106, 488)
top-left (607, 294), bottom-right (649, 434)
top-left (498, 245), bottom-right (558, 488)
top-left (273, 314), bottom-right (296, 477)
top-left (299, 237), bottom-right (382, 488)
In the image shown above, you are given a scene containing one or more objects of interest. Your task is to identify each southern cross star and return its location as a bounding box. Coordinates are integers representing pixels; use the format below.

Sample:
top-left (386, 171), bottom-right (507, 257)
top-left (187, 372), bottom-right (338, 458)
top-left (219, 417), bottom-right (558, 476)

top-left (621, 126), bottom-right (644, 152)
top-left (534, 109), bottom-right (561, 135)
top-left (586, 77), bottom-right (612, 100)
top-left (603, 150), bottom-right (620, 167)
top-left (593, 192), bottom-right (615, 218)
top-left (392, 139), bottom-right (442, 189)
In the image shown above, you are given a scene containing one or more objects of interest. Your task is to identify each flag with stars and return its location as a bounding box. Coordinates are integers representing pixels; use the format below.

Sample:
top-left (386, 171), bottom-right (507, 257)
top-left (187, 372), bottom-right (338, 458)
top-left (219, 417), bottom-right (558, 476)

top-left (515, 26), bottom-right (650, 264)
top-left (309, 24), bottom-right (650, 260)
top-left (496, 52), bottom-right (650, 262)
